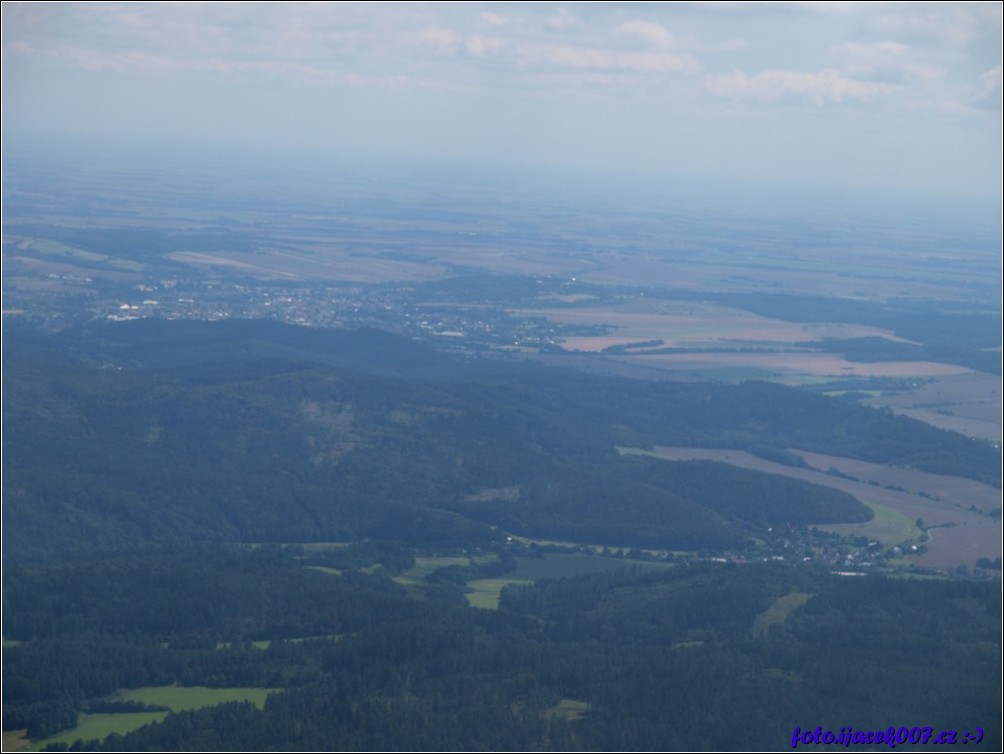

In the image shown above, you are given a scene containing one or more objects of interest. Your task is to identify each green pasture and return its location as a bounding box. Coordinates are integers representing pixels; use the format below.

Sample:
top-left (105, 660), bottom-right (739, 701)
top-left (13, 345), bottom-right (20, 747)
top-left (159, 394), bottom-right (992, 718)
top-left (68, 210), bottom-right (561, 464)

top-left (119, 685), bottom-right (276, 712)
top-left (513, 531), bottom-right (693, 558)
top-left (297, 541), bottom-right (353, 552)
top-left (393, 556), bottom-right (472, 585)
top-left (23, 238), bottom-right (143, 271)
top-left (217, 639), bottom-right (272, 650)
top-left (466, 578), bottom-right (533, 609)
top-left (752, 592), bottom-right (813, 638)
top-left (548, 699), bottom-right (590, 721)
top-left (304, 565), bottom-right (343, 576)
top-left (28, 686), bottom-right (277, 750)
top-left (819, 500), bottom-right (921, 545)
top-left (508, 553), bottom-right (673, 582)
top-left (28, 712), bottom-right (168, 750)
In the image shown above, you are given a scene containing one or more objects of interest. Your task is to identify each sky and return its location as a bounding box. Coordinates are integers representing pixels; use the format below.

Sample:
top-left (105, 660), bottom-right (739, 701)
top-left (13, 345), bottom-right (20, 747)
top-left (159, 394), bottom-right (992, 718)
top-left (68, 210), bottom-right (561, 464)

top-left (2, 2), bottom-right (1001, 198)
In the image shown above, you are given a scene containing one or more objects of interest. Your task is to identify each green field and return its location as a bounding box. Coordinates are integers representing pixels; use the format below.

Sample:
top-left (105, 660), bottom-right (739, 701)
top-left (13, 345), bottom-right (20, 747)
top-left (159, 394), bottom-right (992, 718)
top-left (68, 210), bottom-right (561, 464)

top-left (393, 556), bottom-right (472, 586)
top-left (466, 554), bottom-right (675, 609)
top-left (548, 698), bottom-right (590, 721)
top-left (466, 578), bottom-right (533, 609)
top-left (512, 533), bottom-right (694, 558)
top-left (27, 686), bottom-right (278, 750)
top-left (21, 238), bottom-right (143, 271)
top-left (752, 592), bottom-right (813, 638)
top-left (120, 685), bottom-right (277, 712)
top-left (508, 553), bottom-right (673, 581)
top-left (819, 500), bottom-right (922, 545)
top-left (304, 564), bottom-right (342, 576)
top-left (217, 639), bottom-right (272, 650)
top-left (29, 712), bottom-right (168, 750)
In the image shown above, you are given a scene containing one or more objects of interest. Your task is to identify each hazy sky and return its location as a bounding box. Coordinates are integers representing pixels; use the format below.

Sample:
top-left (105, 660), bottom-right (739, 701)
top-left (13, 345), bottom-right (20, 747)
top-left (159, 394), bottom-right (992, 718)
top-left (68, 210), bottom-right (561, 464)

top-left (3, 2), bottom-right (1001, 197)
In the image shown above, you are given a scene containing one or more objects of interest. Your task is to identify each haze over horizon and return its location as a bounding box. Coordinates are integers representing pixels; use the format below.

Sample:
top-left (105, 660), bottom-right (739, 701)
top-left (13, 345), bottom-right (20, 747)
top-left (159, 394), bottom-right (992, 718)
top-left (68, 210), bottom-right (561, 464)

top-left (3, 2), bottom-right (1001, 200)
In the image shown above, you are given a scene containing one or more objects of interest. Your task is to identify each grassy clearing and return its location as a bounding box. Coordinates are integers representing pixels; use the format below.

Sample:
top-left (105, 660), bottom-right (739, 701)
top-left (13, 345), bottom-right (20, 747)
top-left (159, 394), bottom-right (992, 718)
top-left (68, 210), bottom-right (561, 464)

top-left (752, 592), bottom-right (813, 638)
top-left (27, 687), bottom-right (278, 750)
top-left (512, 533), bottom-right (692, 558)
top-left (509, 553), bottom-right (673, 581)
top-left (25, 238), bottom-right (108, 262)
top-left (3, 730), bottom-right (31, 752)
top-left (393, 556), bottom-right (471, 585)
top-left (820, 500), bottom-right (921, 546)
top-left (29, 712), bottom-right (169, 750)
top-left (465, 578), bottom-right (533, 609)
top-left (217, 640), bottom-right (272, 650)
top-left (119, 685), bottom-right (276, 712)
top-left (547, 699), bottom-right (590, 721)
top-left (297, 541), bottom-right (354, 552)
top-left (304, 565), bottom-right (342, 576)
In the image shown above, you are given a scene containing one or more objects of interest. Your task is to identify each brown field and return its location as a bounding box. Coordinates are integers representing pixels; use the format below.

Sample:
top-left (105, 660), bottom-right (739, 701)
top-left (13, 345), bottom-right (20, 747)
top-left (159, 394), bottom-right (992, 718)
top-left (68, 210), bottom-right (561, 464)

top-left (860, 372), bottom-right (1002, 441)
top-left (629, 446), bottom-right (1001, 569)
top-left (518, 300), bottom-right (972, 381)
top-left (795, 450), bottom-right (1001, 510)
top-left (522, 301), bottom-right (913, 352)
top-left (623, 352), bottom-right (969, 379)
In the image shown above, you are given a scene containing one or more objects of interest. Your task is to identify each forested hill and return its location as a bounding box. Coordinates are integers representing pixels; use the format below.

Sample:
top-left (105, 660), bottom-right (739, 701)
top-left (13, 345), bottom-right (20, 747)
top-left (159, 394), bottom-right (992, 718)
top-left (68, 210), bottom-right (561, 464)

top-left (2, 318), bottom-right (998, 561)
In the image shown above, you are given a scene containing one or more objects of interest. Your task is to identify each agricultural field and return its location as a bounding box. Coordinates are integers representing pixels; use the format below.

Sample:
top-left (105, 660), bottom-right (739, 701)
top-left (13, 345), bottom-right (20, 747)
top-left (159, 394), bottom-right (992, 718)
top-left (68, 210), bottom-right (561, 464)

top-left (465, 578), bottom-right (533, 609)
top-left (516, 298), bottom-right (983, 387)
top-left (25, 686), bottom-right (278, 751)
top-left (26, 712), bottom-right (169, 751)
top-left (392, 553), bottom-right (675, 609)
top-left (119, 685), bottom-right (276, 712)
top-left (526, 300), bottom-right (909, 353)
top-left (466, 554), bottom-right (677, 609)
top-left (858, 372), bottom-right (1002, 441)
top-left (393, 556), bottom-right (474, 586)
top-left (626, 446), bottom-right (1001, 569)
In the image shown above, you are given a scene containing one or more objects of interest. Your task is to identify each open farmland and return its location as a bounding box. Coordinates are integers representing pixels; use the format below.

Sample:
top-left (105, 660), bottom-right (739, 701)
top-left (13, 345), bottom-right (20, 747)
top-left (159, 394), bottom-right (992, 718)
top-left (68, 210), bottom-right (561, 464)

top-left (27, 712), bottom-right (169, 751)
top-left (858, 372), bottom-right (1002, 441)
top-left (517, 299), bottom-right (978, 384)
top-left (527, 300), bottom-right (913, 352)
top-left (624, 446), bottom-right (1001, 569)
top-left (25, 687), bottom-right (277, 751)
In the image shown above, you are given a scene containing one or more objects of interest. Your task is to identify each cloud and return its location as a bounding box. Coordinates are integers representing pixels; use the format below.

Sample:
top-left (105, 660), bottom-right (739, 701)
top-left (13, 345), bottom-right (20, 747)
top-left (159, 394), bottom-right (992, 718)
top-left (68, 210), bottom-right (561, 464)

top-left (829, 41), bottom-right (944, 83)
top-left (518, 42), bottom-right (699, 74)
top-left (480, 12), bottom-right (508, 27)
top-left (464, 35), bottom-right (509, 57)
top-left (969, 65), bottom-right (1002, 109)
top-left (544, 8), bottom-right (577, 31)
top-left (613, 20), bottom-right (675, 49)
top-left (865, 6), bottom-right (988, 48)
top-left (706, 68), bottom-right (894, 105)
top-left (418, 26), bottom-right (459, 56)
top-left (64, 47), bottom-right (183, 75)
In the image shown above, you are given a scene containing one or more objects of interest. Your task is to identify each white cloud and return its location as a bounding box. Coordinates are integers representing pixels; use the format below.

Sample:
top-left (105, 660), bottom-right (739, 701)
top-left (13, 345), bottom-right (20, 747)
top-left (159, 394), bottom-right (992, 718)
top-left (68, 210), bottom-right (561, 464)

top-left (706, 68), bottom-right (894, 105)
top-left (464, 35), bottom-right (509, 57)
top-left (829, 41), bottom-right (944, 83)
top-left (969, 64), bottom-right (1002, 108)
top-left (866, 6), bottom-right (984, 47)
top-left (418, 26), bottom-right (459, 56)
top-left (480, 12), bottom-right (508, 27)
top-left (544, 8), bottom-right (577, 31)
top-left (613, 20), bottom-right (675, 49)
top-left (518, 42), bottom-right (698, 74)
